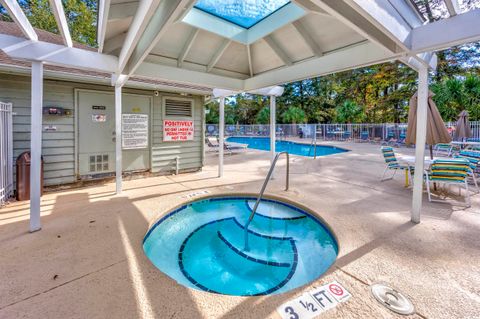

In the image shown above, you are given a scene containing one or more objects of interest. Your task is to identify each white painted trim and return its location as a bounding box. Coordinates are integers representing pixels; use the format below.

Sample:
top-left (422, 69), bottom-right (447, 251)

top-left (207, 39), bottom-right (231, 72)
top-left (103, 32), bottom-right (127, 54)
top-left (247, 86), bottom-right (284, 97)
top-left (125, 0), bottom-right (194, 76)
top-left (109, 1), bottom-right (137, 20)
top-left (270, 95), bottom-right (276, 164)
top-left (97, 0), bottom-right (111, 53)
top-left (292, 20), bottom-right (322, 56)
top-left (244, 41), bottom-right (394, 91)
top-left (408, 9), bottom-right (480, 54)
top-left (264, 36), bottom-right (292, 66)
top-left (246, 44), bottom-right (253, 77)
top-left (218, 97), bottom-right (224, 177)
top-left (411, 66), bottom-right (428, 223)
top-left (182, 3), bottom-right (305, 45)
top-left (178, 28), bottom-right (199, 68)
top-left (30, 61), bottom-right (43, 232)
top-left (444, 0), bottom-right (461, 17)
top-left (135, 61), bottom-right (244, 90)
top-left (0, 35), bottom-right (118, 73)
top-left (115, 85), bottom-right (122, 194)
top-left (0, 0), bottom-right (38, 41)
top-left (48, 0), bottom-right (72, 47)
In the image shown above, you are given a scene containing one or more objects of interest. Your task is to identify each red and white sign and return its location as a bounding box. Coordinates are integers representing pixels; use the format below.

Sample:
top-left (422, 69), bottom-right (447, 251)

top-left (163, 120), bottom-right (194, 142)
top-left (327, 281), bottom-right (351, 303)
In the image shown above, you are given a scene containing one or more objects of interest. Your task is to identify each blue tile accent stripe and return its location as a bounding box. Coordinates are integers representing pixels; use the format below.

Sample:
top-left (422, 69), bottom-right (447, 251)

top-left (244, 200), bottom-right (307, 221)
top-left (217, 231), bottom-right (291, 268)
top-left (144, 196), bottom-right (338, 253)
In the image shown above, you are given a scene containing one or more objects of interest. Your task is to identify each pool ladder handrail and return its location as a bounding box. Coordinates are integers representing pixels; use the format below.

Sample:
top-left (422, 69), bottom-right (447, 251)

top-left (244, 151), bottom-right (289, 250)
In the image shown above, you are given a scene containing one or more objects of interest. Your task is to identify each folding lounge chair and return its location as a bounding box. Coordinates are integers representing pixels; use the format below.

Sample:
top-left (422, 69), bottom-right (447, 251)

top-left (455, 150), bottom-right (480, 192)
top-left (425, 158), bottom-right (472, 207)
top-left (434, 143), bottom-right (453, 157)
top-left (380, 146), bottom-right (414, 183)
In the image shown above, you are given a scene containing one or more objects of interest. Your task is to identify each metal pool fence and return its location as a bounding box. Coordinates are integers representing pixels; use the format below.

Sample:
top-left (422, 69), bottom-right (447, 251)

top-left (0, 102), bottom-right (13, 206)
top-left (205, 122), bottom-right (480, 142)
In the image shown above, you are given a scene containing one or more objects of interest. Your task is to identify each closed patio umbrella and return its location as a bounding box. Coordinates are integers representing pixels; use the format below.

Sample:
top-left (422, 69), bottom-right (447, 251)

top-left (454, 110), bottom-right (472, 141)
top-left (406, 90), bottom-right (451, 158)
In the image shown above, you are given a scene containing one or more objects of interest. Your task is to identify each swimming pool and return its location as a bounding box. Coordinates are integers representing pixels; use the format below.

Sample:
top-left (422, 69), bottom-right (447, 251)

top-left (143, 196), bottom-right (338, 296)
top-left (226, 136), bottom-right (348, 157)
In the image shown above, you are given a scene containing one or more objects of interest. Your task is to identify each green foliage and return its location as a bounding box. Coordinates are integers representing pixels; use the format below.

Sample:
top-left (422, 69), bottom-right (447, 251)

top-left (282, 107), bottom-right (306, 124)
top-left (335, 100), bottom-right (365, 123)
top-left (256, 107), bottom-right (270, 124)
top-left (432, 74), bottom-right (480, 121)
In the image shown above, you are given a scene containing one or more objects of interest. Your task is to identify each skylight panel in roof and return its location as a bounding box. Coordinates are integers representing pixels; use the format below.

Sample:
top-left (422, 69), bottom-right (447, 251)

top-left (194, 0), bottom-right (290, 29)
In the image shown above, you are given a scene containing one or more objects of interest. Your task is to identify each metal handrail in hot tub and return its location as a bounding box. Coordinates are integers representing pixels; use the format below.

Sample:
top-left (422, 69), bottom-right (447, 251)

top-left (244, 151), bottom-right (289, 250)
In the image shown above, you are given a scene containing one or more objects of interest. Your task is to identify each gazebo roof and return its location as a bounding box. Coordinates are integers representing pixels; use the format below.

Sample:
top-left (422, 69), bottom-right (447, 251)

top-left (1, 0), bottom-right (479, 92)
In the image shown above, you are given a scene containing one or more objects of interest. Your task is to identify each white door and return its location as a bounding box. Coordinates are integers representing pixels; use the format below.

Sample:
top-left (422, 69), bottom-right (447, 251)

top-left (77, 91), bottom-right (151, 177)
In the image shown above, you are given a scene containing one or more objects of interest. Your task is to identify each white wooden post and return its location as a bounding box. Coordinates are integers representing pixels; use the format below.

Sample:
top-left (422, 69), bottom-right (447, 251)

top-left (411, 66), bottom-right (429, 223)
top-left (218, 97), bottom-right (225, 177)
top-left (30, 61), bottom-right (43, 232)
top-left (115, 85), bottom-right (122, 194)
top-left (270, 95), bottom-right (276, 163)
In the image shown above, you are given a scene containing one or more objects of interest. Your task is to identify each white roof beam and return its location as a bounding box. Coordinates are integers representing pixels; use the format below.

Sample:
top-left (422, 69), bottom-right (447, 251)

top-left (247, 86), bottom-right (285, 97)
top-left (0, 0), bottom-right (38, 41)
top-left (97, 0), bottom-right (111, 52)
top-left (246, 44), bottom-right (253, 77)
top-left (117, 0), bottom-right (163, 74)
top-left (121, 0), bottom-right (194, 76)
top-left (311, 0), bottom-right (399, 54)
top-left (103, 32), bottom-right (127, 54)
top-left (48, 0), bottom-right (72, 47)
top-left (178, 28), bottom-right (199, 68)
top-left (292, 20), bottom-right (322, 56)
top-left (0, 34), bottom-right (118, 73)
top-left (135, 61), bottom-right (244, 90)
top-left (264, 36), bottom-right (293, 66)
top-left (444, 0), bottom-right (461, 17)
top-left (206, 39), bottom-right (231, 72)
top-left (244, 41), bottom-right (396, 91)
top-left (109, 1), bottom-right (137, 20)
top-left (408, 9), bottom-right (480, 53)
top-left (292, 0), bottom-right (329, 16)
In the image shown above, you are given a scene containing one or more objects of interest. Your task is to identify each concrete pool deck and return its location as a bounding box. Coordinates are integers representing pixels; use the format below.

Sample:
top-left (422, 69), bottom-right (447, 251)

top-left (1, 142), bottom-right (479, 318)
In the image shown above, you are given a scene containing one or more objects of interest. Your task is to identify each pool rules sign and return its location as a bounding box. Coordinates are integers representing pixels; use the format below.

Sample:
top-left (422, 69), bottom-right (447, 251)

top-left (122, 114), bottom-right (148, 149)
top-left (163, 120), bottom-right (194, 142)
top-left (277, 281), bottom-right (351, 319)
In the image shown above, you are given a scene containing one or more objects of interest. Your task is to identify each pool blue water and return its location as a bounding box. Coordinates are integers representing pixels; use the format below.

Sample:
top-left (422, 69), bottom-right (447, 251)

top-left (227, 136), bottom-right (348, 157)
top-left (143, 197), bottom-right (338, 296)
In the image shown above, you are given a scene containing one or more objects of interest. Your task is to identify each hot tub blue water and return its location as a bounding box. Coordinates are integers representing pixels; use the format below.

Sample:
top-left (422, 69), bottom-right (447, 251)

top-left (226, 136), bottom-right (348, 157)
top-left (143, 196), bottom-right (338, 296)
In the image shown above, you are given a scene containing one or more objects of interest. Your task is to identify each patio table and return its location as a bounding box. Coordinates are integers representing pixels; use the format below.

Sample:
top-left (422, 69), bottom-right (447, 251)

top-left (398, 155), bottom-right (450, 187)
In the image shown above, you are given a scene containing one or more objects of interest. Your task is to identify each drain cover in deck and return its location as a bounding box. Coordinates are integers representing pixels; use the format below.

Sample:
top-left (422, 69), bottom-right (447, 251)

top-left (370, 283), bottom-right (415, 315)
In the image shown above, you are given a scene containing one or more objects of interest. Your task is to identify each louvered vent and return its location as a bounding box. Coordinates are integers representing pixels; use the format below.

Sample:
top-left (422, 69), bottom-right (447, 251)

top-left (165, 99), bottom-right (193, 117)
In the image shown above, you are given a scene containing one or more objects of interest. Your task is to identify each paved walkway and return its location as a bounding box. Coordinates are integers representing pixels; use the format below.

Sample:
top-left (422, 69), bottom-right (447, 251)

top-left (0, 142), bottom-right (479, 318)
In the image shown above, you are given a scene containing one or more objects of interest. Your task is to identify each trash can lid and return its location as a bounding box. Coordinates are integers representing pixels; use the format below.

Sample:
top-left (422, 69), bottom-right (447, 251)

top-left (16, 151), bottom-right (31, 164)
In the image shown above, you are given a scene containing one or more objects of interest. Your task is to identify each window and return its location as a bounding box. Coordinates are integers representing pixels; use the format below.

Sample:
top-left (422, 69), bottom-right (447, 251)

top-left (194, 0), bottom-right (290, 29)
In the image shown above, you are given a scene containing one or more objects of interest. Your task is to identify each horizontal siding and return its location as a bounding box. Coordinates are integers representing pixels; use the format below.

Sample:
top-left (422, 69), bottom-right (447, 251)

top-left (151, 94), bottom-right (204, 173)
top-left (1, 75), bottom-right (76, 186)
top-left (1, 73), bottom-right (204, 188)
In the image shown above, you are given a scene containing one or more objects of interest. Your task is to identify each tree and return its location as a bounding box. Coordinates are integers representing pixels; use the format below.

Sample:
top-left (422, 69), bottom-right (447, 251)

top-left (282, 107), bottom-right (306, 124)
top-left (1, 0), bottom-right (97, 47)
top-left (256, 107), bottom-right (270, 124)
top-left (335, 100), bottom-right (365, 123)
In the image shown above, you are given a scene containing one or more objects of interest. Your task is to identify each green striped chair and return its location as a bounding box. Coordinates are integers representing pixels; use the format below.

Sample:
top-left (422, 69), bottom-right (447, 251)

top-left (425, 158), bottom-right (472, 207)
top-left (380, 147), bottom-right (413, 183)
top-left (456, 150), bottom-right (480, 191)
top-left (433, 143), bottom-right (453, 157)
